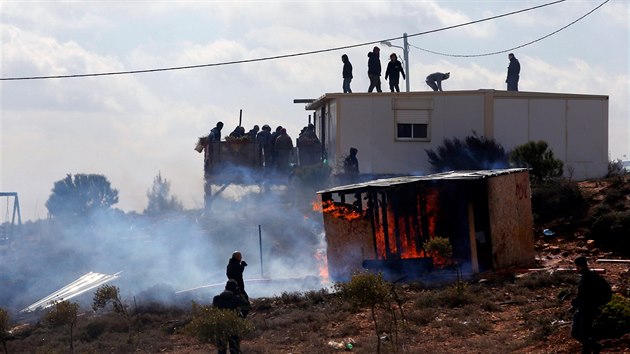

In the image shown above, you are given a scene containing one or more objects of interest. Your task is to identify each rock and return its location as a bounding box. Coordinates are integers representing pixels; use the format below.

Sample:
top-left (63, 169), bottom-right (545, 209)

top-left (586, 239), bottom-right (596, 249)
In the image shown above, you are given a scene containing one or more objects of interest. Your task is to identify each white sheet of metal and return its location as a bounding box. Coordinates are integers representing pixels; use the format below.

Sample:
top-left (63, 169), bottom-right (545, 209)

top-left (20, 271), bottom-right (122, 313)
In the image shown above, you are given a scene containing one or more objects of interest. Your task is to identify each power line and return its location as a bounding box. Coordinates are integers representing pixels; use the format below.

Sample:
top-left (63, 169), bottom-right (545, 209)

top-left (1, 0), bottom-right (567, 81)
top-left (408, 0), bottom-right (609, 58)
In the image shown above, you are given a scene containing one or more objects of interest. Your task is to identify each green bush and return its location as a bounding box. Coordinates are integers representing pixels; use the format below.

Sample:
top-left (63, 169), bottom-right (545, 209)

top-left (588, 210), bottom-right (630, 254)
top-left (184, 302), bottom-right (253, 344)
top-left (43, 300), bottom-right (79, 353)
top-left (594, 294), bottom-right (630, 338)
top-left (607, 159), bottom-right (629, 177)
top-left (509, 141), bottom-right (563, 182)
top-left (425, 133), bottom-right (508, 173)
top-left (531, 180), bottom-right (587, 223)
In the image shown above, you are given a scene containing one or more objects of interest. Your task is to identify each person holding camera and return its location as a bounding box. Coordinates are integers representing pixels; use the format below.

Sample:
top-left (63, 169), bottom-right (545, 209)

top-left (226, 251), bottom-right (249, 300)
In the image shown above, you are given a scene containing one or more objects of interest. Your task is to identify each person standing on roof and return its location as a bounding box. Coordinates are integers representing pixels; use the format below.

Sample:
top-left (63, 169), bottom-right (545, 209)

top-left (209, 122), bottom-right (224, 141)
top-left (506, 53), bottom-right (520, 91)
top-left (274, 128), bottom-right (294, 173)
top-left (385, 53), bottom-right (406, 92)
top-left (256, 125), bottom-right (273, 168)
top-left (367, 46), bottom-right (382, 93)
top-left (342, 54), bottom-right (353, 93)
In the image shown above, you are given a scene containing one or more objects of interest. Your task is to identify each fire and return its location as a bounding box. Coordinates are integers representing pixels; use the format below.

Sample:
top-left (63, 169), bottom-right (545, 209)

top-left (373, 188), bottom-right (440, 261)
top-left (313, 200), bottom-right (364, 221)
top-left (314, 249), bottom-right (329, 283)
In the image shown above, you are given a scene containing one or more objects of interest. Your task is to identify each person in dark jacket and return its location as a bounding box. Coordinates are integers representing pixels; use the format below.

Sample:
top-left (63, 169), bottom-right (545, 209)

top-left (425, 72), bottom-right (450, 91)
top-left (246, 125), bottom-right (259, 140)
top-left (269, 126), bottom-right (283, 169)
top-left (229, 126), bottom-right (245, 138)
top-left (385, 53), bottom-right (406, 92)
top-left (226, 251), bottom-right (248, 300)
top-left (256, 125), bottom-right (273, 168)
top-left (274, 128), bottom-right (294, 173)
top-left (506, 53), bottom-right (520, 91)
top-left (342, 147), bottom-right (359, 184)
top-left (213, 279), bottom-right (250, 354)
top-left (367, 46), bottom-right (382, 93)
top-left (342, 54), bottom-right (353, 93)
top-left (570, 256), bottom-right (605, 354)
top-left (209, 122), bottom-right (224, 141)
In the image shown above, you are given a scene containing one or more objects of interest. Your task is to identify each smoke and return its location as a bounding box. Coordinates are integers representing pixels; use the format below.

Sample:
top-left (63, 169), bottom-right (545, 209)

top-left (0, 172), bottom-right (328, 317)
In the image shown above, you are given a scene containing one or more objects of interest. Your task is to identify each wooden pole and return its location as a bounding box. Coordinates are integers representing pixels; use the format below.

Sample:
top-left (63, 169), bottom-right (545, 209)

top-left (239, 109), bottom-right (242, 127)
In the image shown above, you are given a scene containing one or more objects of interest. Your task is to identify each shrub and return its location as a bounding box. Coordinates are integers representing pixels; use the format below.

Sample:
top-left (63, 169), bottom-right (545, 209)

top-left (509, 141), bottom-right (563, 182)
top-left (424, 237), bottom-right (453, 266)
top-left (425, 133), bottom-right (508, 173)
top-left (184, 302), bottom-right (253, 345)
top-left (531, 180), bottom-right (587, 224)
top-left (607, 159), bottom-right (629, 177)
top-left (93, 285), bottom-right (127, 315)
top-left (0, 308), bottom-right (9, 354)
top-left (588, 210), bottom-right (630, 254)
top-left (43, 300), bottom-right (79, 353)
top-left (594, 294), bottom-right (630, 338)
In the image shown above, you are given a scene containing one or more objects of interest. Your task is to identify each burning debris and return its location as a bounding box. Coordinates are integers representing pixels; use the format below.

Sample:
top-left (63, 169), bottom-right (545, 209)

top-left (21, 271), bottom-right (121, 313)
top-left (316, 169), bottom-right (535, 281)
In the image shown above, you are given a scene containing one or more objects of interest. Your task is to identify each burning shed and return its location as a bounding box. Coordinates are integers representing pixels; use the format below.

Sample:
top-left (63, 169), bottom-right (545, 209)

top-left (316, 168), bottom-right (534, 281)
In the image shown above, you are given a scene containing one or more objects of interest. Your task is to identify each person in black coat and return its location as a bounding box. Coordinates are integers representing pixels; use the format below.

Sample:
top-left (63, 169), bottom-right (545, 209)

top-left (385, 53), bottom-right (406, 92)
top-left (213, 279), bottom-right (250, 354)
top-left (570, 256), bottom-right (605, 354)
top-left (506, 53), bottom-right (520, 91)
top-left (367, 46), bottom-right (382, 93)
top-left (342, 54), bottom-right (353, 93)
top-left (226, 251), bottom-right (248, 300)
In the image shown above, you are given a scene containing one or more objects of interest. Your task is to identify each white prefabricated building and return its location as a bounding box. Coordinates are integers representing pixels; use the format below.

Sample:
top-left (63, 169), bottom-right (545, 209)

top-left (305, 90), bottom-right (609, 180)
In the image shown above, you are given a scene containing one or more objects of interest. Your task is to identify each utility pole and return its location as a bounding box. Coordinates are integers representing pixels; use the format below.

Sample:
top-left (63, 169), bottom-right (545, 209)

top-left (403, 33), bottom-right (410, 92)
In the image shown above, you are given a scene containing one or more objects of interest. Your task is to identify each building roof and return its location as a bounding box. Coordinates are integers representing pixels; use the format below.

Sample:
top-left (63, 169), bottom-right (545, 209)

top-left (304, 90), bottom-right (609, 111)
top-left (317, 168), bottom-right (529, 194)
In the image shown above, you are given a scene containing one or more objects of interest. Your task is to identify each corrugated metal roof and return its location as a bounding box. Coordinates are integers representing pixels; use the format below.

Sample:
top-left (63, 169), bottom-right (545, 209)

top-left (317, 168), bottom-right (529, 194)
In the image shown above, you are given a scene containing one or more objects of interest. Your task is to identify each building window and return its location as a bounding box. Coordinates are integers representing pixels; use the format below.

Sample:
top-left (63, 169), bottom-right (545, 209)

top-left (395, 109), bottom-right (430, 141)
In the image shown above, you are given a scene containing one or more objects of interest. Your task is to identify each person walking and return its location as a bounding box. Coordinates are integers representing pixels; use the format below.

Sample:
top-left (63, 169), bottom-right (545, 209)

top-left (226, 251), bottom-right (249, 300)
top-left (506, 53), bottom-right (520, 91)
top-left (425, 72), bottom-right (450, 91)
top-left (212, 279), bottom-right (250, 354)
top-left (570, 256), bottom-right (610, 354)
top-left (385, 53), bottom-right (406, 92)
top-left (342, 54), bottom-right (353, 93)
top-left (367, 46), bottom-right (382, 93)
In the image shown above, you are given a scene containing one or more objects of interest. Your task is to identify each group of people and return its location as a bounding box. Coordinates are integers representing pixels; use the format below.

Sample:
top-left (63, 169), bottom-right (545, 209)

top-left (341, 48), bottom-right (521, 93)
top-left (205, 122), bottom-right (322, 173)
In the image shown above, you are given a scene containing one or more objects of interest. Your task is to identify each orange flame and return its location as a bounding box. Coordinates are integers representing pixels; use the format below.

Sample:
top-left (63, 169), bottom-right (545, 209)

top-left (314, 249), bottom-right (329, 283)
top-left (313, 200), bottom-right (364, 221)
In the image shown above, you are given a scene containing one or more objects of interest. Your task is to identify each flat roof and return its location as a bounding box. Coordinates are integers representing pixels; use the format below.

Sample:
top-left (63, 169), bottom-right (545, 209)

top-left (317, 168), bottom-right (529, 194)
top-left (305, 90), bottom-right (609, 111)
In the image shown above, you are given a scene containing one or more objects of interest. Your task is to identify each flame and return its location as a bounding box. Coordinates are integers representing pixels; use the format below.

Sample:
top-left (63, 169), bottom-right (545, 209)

top-left (313, 200), bottom-right (364, 221)
top-left (314, 249), bottom-right (329, 283)
top-left (373, 188), bottom-right (440, 261)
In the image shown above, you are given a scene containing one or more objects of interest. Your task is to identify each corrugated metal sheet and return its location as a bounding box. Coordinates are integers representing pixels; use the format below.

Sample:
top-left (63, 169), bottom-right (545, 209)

top-left (21, 271), bottom-right (122, 312)
top-left (317, 168), bottom-right (529, 194)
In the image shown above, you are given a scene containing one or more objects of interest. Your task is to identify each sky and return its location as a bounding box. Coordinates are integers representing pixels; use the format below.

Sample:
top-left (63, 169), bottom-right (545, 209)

top-left (1, 0), bottom-right (628, 221)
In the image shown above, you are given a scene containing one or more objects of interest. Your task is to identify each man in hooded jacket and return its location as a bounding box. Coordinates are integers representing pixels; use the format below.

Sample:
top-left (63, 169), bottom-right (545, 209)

top-left (367, 46), bottom-right (382, 93)
top-left (213, 279), bottom-right (250, 354)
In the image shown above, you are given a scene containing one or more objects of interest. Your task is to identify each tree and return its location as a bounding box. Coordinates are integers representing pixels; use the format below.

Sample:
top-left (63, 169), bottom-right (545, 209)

top-left (509, 141), bottom-right (563, 182)
top-left (45, 174), bottom-right (118, 218)
top-left (425, 132), bottom-right (508, 173)
top-left (44, 300), bottom-right (79, 353)
top-left (0, 308), bottom-right (9, 354)
top-left (144, 172), bottom-right (183, 215)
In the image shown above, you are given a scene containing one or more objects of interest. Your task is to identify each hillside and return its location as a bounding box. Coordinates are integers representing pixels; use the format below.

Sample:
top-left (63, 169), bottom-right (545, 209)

top-left (3, 177), bottom-right (630, 353)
